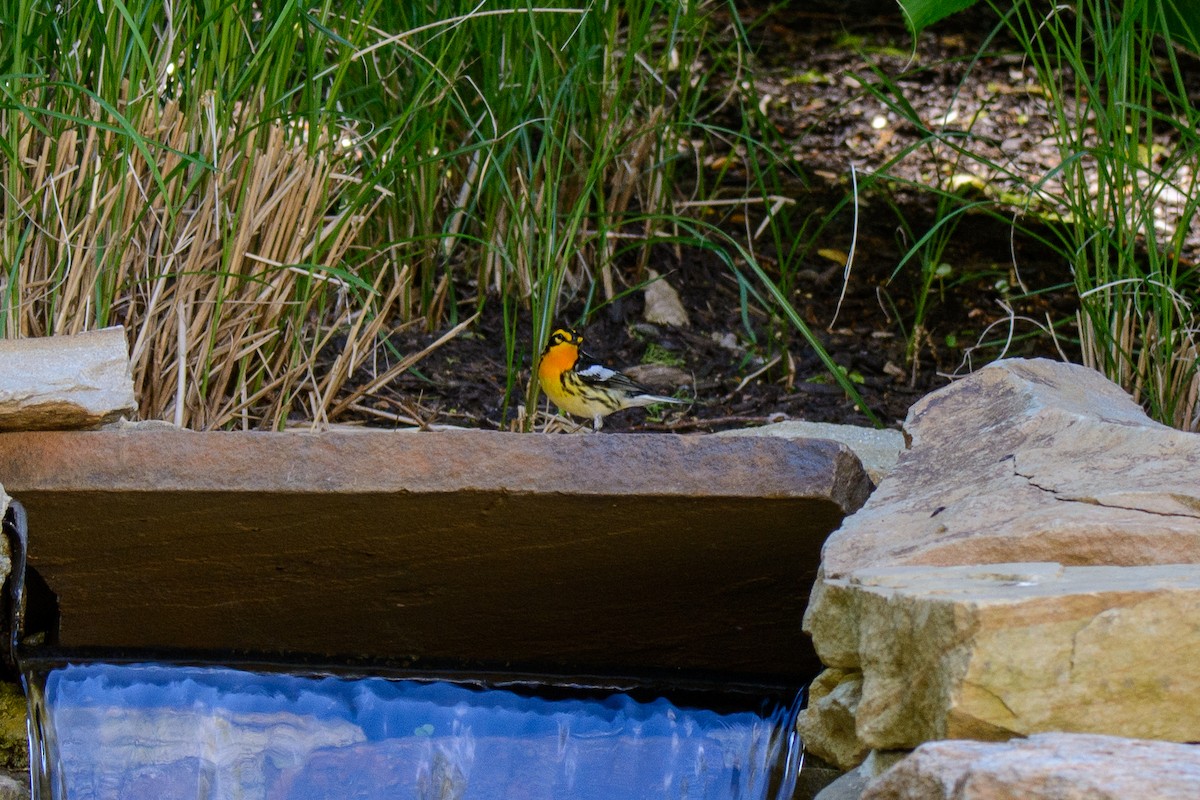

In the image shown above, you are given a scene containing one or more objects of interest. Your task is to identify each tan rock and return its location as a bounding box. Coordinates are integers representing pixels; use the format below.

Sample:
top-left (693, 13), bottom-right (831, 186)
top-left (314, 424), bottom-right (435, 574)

top-left (802, 359), bottom-right (1200, 740)
top-left (0, 327), bottom-right (136, 430)
top-left (797, 668), bottom-right (869, 769)
top-left (817, 359), bottom-right (1200, 580)
top-left (821, 563), bottom-right (1200, 750)
top-left (642, 269), bottom-right (690, 327)
top-left (863, 733), bottom-right (1200, 800)
top-left (800, 359), bottom-right (1200, 767)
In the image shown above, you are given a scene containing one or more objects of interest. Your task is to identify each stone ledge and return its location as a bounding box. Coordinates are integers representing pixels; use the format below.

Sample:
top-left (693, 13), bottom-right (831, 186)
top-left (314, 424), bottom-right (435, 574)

top-left (0, 427), bottom-right (870, 503)
top-left (0, 428), bottom-right (871, 682)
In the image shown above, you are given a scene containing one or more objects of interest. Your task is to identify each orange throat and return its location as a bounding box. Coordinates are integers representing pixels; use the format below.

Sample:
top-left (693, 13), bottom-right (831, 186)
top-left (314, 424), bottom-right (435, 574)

top-left (537, 343), bottom-right (578, 390)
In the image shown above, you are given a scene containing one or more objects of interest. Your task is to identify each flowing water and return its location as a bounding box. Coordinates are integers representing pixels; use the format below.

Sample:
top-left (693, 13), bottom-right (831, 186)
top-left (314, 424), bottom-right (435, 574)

top-left (23, 662), bottom-right (803, 800)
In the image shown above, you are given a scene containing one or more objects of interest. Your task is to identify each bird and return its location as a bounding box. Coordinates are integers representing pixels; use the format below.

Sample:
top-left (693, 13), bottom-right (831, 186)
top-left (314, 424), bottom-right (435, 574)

top-left (537, 326), bottom-right (689, 431)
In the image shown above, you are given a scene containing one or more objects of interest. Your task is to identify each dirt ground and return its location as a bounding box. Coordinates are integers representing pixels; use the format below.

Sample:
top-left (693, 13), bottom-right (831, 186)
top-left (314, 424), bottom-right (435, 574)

top-left (338, 5), bottom-right (1181, 433)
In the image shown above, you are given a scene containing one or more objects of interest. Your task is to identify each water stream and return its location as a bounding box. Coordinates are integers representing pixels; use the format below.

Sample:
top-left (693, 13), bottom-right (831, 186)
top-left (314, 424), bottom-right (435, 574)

top-left (23, 662), bottom-right (803, 800)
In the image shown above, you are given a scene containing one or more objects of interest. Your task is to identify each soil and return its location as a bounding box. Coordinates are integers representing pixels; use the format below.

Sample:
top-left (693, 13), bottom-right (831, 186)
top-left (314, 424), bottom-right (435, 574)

top-left (338, 5), bottom-right (1185, 433)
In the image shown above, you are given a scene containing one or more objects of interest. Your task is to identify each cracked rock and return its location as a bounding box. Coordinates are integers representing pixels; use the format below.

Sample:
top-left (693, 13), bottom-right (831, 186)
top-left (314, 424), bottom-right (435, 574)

top-left (814, 358), bottom-right (1200, 583)
top-left (799, 358), bottom-right (1200, 769)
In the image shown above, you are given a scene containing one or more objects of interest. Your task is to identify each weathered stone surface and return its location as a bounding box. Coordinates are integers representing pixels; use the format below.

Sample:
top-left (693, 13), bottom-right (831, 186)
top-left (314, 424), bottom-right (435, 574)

top-left (806, 356), bottom-right (1200, 670)
top-left (0, 327), bottom-right (135, 430)
top-left (813, 768), bottom-right (871, 800)
top-left (794, 754), bottom-right (843, 800)
top-left (798, 668), bottom-right (868, 768)
top-left (800, 359), bottom-right (1200, 766)
top-left (0, 429), bottom-right (869, 680)
top-left (814, 563), bottom-right (1200, 750)
top-left (815, 751), bottom-right (907, 800)
top-left (716, 422), bottom-right (905, 484)
top-left (0, 772), bottom-right (26, 800)
top-left (863, 734), bottom-right (1200, 800)
top-left (816, 358), bottom-right (1200, 581)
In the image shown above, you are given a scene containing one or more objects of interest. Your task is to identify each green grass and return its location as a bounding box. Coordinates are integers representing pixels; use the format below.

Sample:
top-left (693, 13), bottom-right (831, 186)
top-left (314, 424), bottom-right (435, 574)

top-left (998, 0), bottom-right (1200, 429)
top-left (879, 0), bottom-right (1200, 429)
top-left (0, 0), bottom-right (881, 431)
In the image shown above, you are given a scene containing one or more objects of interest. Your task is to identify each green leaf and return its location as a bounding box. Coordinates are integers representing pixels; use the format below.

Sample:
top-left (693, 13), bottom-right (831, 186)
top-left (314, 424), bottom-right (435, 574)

top-left (897, 0), bottom-right (979, 36)
top-left (1162, 0), bottom-right (1200, 52)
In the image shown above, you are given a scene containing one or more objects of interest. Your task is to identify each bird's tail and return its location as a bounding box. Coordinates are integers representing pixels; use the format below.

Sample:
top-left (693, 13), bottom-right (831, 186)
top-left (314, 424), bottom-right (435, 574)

top-left (629, 393), bottom-right (690, 408)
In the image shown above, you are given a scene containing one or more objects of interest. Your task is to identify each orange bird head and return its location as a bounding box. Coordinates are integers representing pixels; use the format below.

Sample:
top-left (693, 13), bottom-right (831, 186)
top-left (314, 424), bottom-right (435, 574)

top-left (537, 327), bottom-right (583, 382)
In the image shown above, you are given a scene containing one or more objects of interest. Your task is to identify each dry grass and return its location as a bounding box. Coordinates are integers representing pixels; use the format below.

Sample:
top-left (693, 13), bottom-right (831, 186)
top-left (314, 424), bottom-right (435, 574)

top-left (1080, 301), bottom-right (1200, 430)
top-left (7, 96), bottom-right (410, 429)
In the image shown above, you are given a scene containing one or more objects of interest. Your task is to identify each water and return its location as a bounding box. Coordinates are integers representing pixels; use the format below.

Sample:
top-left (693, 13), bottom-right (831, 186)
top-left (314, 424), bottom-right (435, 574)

top-left (24, 662), bottom-right (803, 800)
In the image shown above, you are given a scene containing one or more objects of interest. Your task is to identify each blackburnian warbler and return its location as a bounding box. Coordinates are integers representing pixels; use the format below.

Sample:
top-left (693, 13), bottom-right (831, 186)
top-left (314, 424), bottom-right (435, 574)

top-left (537, 327), bottom-right (688, 431)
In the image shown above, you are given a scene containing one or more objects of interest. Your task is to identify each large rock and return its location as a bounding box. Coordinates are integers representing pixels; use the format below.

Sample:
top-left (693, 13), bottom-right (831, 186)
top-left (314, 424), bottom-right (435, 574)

top-left (0, 327), bottom-right (136, 430)
top-left (814, 358), bottom-right (1200, 582)
top-left (800, 359), bottom-right (1200, 767)
top-left (863, 733), bottom-right (1200, 800)
top-left (814, 563), bottom-right (1200, 751)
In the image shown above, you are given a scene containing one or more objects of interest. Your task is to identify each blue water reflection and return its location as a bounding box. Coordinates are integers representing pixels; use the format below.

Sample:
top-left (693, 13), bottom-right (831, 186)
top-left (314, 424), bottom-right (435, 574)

top-left (34, 663), bottom-right (800, 800)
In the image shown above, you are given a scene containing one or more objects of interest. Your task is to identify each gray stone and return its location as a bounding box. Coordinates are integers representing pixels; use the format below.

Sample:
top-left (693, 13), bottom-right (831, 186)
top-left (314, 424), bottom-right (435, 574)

top-left (814, 768), bottom-right (871, 800)
top-left (715, 421), bottom-right (905, 484)
top-left (814, 751), bottom-right (907, 800)
top-left (863, 733), bottom-right (1200, 800)
top-left (0, 772), bottom-right (27, 800)
top-left (0, 327), bottom-right (135, 430)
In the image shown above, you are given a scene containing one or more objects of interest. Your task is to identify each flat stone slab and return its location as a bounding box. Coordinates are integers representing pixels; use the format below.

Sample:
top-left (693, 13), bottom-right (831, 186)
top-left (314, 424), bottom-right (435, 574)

top-left (0, 428), bottom-right (870, 683)
top-left (0, 327), bottom-right (135, 431)
top-left (864, 733), bottom-right (1200, 800)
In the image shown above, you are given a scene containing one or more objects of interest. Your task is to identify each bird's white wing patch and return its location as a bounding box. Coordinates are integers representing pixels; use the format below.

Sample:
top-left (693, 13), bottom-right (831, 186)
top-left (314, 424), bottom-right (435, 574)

top-left (577, 363), bottom-right (618, 382)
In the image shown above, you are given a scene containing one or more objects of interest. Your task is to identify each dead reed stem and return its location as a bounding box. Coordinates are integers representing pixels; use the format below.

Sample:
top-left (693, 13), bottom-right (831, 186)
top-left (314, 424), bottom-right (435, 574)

top-left (6, 96), bottom-right (446, 429)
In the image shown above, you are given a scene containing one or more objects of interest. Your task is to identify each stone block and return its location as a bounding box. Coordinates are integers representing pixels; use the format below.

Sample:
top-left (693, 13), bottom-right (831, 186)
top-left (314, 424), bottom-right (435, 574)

top-left (0, 428), bottom-right (869, 681)
top-left (0, 327), bottom-right (136, 430)
top-left (823, 563), bottom-right (1200, 750)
